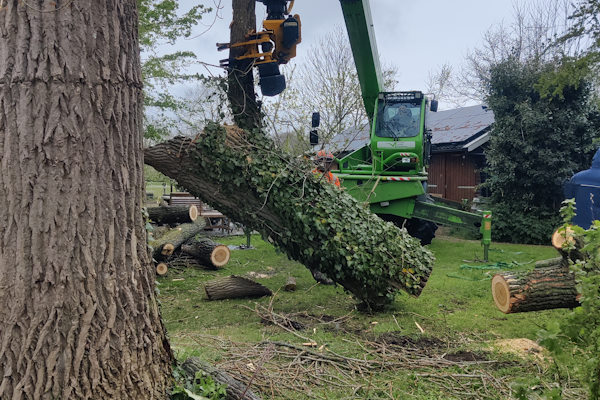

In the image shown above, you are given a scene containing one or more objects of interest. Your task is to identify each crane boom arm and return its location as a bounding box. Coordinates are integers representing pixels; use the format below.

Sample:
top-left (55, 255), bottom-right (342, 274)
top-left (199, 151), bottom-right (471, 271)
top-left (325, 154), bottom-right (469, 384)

top-left (339, 0), bottom-right (384, 120)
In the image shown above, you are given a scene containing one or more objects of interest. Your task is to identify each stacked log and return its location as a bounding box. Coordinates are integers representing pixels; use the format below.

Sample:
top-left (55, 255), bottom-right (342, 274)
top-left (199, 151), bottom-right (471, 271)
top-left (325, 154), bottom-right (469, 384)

top-left (491, 226), bottom-right (582, 314)
top-left (149, 220), bottom-right (206, 261)
top-left (147, 205), bottom-right (199, 225)
top-left (145, 126), bottom-right (435, 309)
top-left (181, 238), bottom-right (230, 269)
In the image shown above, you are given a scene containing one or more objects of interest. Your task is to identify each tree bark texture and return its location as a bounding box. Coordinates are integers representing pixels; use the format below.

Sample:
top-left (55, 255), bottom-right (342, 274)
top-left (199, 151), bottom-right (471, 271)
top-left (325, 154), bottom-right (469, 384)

top-left (0, 1), bottom-right (172, 399)
top-left (144, 127), bottom-right (435, 308)
top-left (491, 265), bottom-right (580, 313)
top-left (228, 0), bottom-right (261, 130)
top-left (181, 238), bottom-right (230, 269)
top-left (149, 221), bottom-right (206, 261)
top-left (147, 204), bottom-right (198, 225)
top-left (204, 275), bottom-right (273, 300)
top-left (181, 357), bottom-right (262, 400)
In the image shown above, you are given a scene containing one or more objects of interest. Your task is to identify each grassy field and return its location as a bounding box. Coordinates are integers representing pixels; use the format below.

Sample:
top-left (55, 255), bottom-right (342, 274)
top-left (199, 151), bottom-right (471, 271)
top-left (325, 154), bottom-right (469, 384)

top-left (159, 234), bottom-right (585, 399)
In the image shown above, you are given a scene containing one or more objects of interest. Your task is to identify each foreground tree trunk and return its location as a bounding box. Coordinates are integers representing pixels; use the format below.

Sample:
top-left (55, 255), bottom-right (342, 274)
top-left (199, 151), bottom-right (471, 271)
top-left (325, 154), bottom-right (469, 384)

top-left (0, 1), bottom-right (173, 398)
top-left (145, 127), bottom-right (435, 309)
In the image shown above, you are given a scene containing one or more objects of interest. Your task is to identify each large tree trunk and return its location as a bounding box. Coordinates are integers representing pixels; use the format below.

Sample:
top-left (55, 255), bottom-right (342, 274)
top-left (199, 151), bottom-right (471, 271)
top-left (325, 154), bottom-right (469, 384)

top-left (0, 1), bottom-right (172, 399)
top-left (144, 128), bottom-right (435, 309)
top-left (228, 0), bottom-right (261, 130)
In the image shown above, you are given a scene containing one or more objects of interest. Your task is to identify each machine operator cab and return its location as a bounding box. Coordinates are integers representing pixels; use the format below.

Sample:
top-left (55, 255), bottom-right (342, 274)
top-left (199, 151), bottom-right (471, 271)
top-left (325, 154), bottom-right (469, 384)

top-left (371, 91), bottom-right (436, 174)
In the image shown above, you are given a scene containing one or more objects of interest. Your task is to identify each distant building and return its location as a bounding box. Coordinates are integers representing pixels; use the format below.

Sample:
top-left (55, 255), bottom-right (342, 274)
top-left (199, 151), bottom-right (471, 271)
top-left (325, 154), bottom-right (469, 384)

top-left (325, 105), bottom-right (495, 203)
top-left (427, 105), bottom-right (494, 203)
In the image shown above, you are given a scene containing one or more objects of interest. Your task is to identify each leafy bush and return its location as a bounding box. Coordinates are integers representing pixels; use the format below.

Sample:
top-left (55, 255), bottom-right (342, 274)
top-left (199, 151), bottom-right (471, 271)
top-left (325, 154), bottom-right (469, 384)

top-left (484, 57), bottom-right (598, 244)
top-left (539, 200), bottom-right (600, 399)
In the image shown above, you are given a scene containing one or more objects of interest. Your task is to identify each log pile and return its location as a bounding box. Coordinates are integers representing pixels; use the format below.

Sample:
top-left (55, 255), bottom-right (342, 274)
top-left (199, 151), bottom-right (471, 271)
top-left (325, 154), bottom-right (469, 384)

top-left (144, 124), bottom-right (435, 309)
top-left (491, 226), bottom-right (583, 314)
top-left (147, 219), bottom-right (231, 275)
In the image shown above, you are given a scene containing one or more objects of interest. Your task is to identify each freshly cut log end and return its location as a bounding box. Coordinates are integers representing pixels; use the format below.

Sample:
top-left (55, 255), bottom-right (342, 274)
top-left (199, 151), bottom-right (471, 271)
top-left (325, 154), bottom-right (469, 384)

top-left (491, 275), bottom-right (512, 313)
top-left (492, 266), bottom-right (580, 314)
top-left (156, 263), bottom-right (168, 276)
top-left (161, 243), bottom-right (175, 256)
top-left (211, 245), bottom-right (230, 267)
top-left (189, 205), bottom-right (199, 221)
top-left (204, 275), bottom-right (272, 300)
top-left (551, 226), bottom-right (575, 249)
top-left (147, 205), bottom-right (199, 225)
top-left (181, 238), bottom-right (231, 269)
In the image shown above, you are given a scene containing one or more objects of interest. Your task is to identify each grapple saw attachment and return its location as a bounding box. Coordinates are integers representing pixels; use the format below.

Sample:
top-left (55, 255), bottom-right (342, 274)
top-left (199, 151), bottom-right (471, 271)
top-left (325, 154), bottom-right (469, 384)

top-left (217, 0), bottom-right (301, 96)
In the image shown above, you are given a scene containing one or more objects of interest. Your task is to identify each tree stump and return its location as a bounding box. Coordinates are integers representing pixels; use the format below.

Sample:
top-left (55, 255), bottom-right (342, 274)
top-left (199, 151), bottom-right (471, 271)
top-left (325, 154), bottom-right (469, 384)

top-left (181, 238), bottom-right (230, 269)
top-left (204, 275), bottom-right (272, 300)
top-left (491, 265), bottom-right (580, 313)
top-left (284, 276), bottom-right (297, 291)
top-left (147, 205), bottom-right (199, 225)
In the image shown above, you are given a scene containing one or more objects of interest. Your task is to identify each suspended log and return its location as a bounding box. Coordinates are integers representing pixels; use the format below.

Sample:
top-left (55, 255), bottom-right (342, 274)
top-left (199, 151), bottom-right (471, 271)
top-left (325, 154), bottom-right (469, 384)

top-left (181, 357), bottom-right (262, 400)
top-left (155, 262), bottom-right (168, 276)
top-left (181, 238), bottom-right (230, 269)
top-left (149, 220), bottom-right (206, 261)
top-left (144, 127), bottom-right (434, 309)
top-left (284, 276), bottom-right (297, 291)
top-left (204, 275), bottom-right (272, 300)
top-left (147, 205), bottom-right (198, 225)
top-left (491, 265), bottom-right (580, 313)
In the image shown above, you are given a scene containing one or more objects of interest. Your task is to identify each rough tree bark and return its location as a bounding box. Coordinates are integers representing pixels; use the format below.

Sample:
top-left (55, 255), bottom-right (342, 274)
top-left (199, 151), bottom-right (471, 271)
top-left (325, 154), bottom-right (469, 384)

top-left (0, 1), bottom-right (172, 399)
top-left (228, 0), bottom-right (261, 130)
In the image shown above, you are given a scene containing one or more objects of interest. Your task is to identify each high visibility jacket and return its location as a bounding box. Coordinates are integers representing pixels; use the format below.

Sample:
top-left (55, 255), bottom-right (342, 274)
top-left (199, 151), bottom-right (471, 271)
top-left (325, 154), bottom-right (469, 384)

top-left (313, 169), bottom-right (341, 187)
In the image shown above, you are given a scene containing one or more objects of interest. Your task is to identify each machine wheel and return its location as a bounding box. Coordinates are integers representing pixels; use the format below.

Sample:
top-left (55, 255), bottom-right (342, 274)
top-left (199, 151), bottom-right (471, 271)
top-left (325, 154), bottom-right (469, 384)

top-left (405, 218), bottom-right (438, 245)
top-left (379, 215), bottom-right (438, 245)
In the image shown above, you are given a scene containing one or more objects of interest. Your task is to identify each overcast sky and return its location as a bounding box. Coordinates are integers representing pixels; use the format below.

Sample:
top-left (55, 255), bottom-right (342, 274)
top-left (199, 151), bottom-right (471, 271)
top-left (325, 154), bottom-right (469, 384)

top-left (169, 0), bottom-right (519, 104)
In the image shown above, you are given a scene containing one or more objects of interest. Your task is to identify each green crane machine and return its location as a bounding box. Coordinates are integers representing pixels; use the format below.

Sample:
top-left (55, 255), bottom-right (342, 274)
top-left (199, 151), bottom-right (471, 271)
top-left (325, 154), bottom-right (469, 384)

top-left (319, 0), bottom-right (492, 258)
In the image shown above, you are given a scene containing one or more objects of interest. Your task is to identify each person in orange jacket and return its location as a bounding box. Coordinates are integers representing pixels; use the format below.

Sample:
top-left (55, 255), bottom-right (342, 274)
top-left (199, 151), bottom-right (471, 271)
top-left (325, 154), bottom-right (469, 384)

top-left (313, 150), bottom-right (340, 187)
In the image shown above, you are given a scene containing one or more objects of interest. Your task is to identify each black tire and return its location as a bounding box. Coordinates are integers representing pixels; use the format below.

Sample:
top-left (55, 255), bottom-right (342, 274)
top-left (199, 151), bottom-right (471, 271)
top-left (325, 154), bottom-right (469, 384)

top-left (379, 215), bottom-right (438, 245)
top-left (405, 218), bottom-right (438, 245)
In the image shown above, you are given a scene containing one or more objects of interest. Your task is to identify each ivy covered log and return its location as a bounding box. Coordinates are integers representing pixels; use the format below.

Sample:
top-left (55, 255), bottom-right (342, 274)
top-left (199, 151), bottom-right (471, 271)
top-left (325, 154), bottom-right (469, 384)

top-left (144, 125), bottom-right (435, 308)
top-left (147, 204), bottom-right (199, 225)
top-left (491, 265), bottom-right (580, 313)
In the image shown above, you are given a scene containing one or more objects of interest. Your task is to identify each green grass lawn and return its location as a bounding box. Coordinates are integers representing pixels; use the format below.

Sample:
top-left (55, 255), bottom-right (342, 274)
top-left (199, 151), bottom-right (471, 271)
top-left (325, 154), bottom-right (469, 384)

top-left (159, 234), bottom-right (586, 399)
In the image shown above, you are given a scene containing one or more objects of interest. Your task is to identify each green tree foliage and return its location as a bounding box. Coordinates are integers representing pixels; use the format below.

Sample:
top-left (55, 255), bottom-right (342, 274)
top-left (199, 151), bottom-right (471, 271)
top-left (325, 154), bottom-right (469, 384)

top-left (484, 57), bottom-right (598, 244)
top-left (538, 200), bottom-right (600, 399)
top-left (137, 0), bottom-right (211, 140)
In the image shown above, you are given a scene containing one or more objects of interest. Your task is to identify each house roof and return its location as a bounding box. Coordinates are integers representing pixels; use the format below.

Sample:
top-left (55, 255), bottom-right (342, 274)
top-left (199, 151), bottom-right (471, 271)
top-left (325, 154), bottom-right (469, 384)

top-left (324, 104), bottom-right (494, 154)
top-left (428, 104), bottom-right (494, 152)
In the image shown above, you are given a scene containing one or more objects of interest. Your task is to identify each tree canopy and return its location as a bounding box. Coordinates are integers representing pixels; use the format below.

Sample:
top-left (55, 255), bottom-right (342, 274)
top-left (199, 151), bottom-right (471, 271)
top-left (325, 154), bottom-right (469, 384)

top-left (484, 57), bottom-right (599, 243)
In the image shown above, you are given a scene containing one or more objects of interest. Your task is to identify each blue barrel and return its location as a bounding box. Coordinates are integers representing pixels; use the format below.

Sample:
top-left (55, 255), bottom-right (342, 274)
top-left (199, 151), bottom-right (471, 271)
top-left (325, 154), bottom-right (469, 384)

top-left (564, 148), bottom-right (600, 228)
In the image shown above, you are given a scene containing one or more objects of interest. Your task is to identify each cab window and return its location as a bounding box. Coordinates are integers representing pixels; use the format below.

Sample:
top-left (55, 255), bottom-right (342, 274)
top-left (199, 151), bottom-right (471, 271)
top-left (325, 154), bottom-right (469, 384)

top-left (376, 102), bottom-right (420, 138)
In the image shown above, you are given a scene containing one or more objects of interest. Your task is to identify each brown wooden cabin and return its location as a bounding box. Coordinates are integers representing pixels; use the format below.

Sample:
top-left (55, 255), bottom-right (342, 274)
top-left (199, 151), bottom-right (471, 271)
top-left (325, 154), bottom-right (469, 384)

top-left (427, 105), bottom-right (494, 204)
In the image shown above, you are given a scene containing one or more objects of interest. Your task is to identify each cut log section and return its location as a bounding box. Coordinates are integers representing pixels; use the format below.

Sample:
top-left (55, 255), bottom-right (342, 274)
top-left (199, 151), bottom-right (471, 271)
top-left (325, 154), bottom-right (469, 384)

top-left (284, 276), bottom-right (297, 291)
top-left (551, 225), bottom-right (585, 263)
top-left (181, 357), bottom-right (262, 400)
top-left (204, 275), bottom-right (272, 300)
top-left (149, 220), bottom-right (206, 261)
top-left (551, 225), bottom-right (575, 249)
top-left (147, 205), bottom-right (198, 225)
top-left (181, 238), bottom-right (230, 269)
top-left (491, 265), bottom-right (580, 313)
top-left (156, 262), bottom-right (168, 276)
